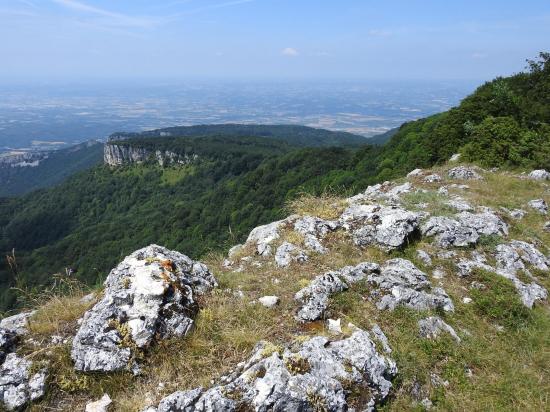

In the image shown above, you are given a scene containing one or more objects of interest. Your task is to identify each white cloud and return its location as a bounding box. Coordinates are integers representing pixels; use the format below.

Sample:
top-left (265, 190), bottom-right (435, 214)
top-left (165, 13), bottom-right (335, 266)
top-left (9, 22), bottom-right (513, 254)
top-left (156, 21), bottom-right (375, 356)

top-left (281, 47), bottom-right (299, 57)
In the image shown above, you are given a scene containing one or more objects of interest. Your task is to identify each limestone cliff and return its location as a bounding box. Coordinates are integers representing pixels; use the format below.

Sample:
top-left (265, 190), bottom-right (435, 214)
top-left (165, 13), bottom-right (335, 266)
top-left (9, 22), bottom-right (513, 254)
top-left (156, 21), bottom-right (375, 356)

top-left (104, 143), bottom-right (198, 167)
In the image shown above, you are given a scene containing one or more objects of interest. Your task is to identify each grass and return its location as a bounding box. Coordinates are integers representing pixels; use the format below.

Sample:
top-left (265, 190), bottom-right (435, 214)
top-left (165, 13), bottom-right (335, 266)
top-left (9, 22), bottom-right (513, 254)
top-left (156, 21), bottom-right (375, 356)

top-left (20, 164), bottom-right (550, 411)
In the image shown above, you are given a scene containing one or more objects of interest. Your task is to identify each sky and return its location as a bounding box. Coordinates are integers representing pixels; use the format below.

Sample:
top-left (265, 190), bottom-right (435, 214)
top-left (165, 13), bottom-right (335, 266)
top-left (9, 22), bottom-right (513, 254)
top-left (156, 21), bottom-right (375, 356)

top-left (0, 0), bottom-right (549, 81)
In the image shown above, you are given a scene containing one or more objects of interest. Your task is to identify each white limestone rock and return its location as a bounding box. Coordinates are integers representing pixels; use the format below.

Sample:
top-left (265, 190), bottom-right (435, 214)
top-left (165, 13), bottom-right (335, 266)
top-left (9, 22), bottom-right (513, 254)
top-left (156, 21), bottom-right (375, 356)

top-left (423, 174), bottom-right (442, 183)
top-left (418, 316), bottom-right (461, 342)
top-left (448, 166), bottom-right (482, 180)
top-left (367, 259), bottom-right (454, 312)
top-left (407, 168), bottom-right (424, 178)
top-left (293, 216), bottom-right (339, 254)
top-left (258, 296), bottom-right (280, 308)
top-left (71, 245), bottom-right (217, 372)
top-left (340, 204), bottom-right (421, 251)
top-left (295, 262), bottom-right (380, 322)
top-left (528, 199), bottom-right (548, 215)
top-left (0, 353), bottom-right (47, 411)
top-left (449, 153), bottom-right (461, 162)
top-left (148, 327), bottom-right (397, 412)
top-left (246, 217), bottom-right (296, 256)
top-left (86, 394), bottom-right (112, 412)
top-left (421, 211), bottom-right (507, 248)
top-left (0, 312), bottom-right (35, 336)
top-left (274, 242), bottom-right (308, 267)
top-left (528, 169), bottom-right (550, 180)
top-left (327, 318), bottom-right (342, 334)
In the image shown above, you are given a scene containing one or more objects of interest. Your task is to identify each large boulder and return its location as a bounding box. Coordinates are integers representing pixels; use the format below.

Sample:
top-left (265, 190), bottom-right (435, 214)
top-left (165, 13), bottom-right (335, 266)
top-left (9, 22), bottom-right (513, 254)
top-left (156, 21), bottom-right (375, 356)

top-left (0, 353), bottom-right (47, 411)
top-left (147, 326), bottom-right (397, 412)
top-left (367, 259), bottom-right (454, 312)
top-left (71, 245), bottom-right (217, 372)
top-left (340, 204), bottom-right (422, 251)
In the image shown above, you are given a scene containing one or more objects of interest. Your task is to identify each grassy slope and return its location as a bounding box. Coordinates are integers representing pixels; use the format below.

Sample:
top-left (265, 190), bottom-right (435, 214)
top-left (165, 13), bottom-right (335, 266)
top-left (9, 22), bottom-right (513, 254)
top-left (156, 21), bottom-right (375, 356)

top-left (21, 162), bottom-right (550, 411)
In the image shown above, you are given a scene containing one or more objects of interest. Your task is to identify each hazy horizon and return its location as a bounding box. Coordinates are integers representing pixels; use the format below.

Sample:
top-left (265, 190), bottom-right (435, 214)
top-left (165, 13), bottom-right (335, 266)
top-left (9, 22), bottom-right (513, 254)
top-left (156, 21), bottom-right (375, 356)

top-left (1, 0), bottom-right (549, 81)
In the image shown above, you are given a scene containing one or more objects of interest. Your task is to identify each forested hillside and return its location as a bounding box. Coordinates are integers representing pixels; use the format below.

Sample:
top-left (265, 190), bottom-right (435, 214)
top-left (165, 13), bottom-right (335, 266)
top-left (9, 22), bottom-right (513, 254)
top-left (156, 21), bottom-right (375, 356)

top-left (0, 141), bottom-right (103, 197)
top-left (110, 124), bottom-right (369, 147)
top-left (1, 53), bottom-right (548, 312)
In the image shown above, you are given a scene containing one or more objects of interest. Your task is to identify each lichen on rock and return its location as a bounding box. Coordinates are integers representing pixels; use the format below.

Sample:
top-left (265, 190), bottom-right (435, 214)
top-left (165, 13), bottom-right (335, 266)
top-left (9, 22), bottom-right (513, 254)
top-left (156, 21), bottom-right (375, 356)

top-left (71, 244), bottom-right (217, 372)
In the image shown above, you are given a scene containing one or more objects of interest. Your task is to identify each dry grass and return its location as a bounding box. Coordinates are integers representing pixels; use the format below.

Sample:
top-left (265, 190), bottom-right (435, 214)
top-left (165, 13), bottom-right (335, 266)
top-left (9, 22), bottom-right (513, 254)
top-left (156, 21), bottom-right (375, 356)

top-left (25, 164), bottom-right (550, 411)
top-left (286, 190), bottom-right (348, 220)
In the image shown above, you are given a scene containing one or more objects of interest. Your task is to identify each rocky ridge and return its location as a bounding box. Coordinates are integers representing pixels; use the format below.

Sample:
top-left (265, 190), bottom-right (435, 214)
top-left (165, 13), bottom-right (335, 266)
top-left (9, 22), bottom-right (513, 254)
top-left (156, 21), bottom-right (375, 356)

top-left (1, 164), bottom-right (549, 411)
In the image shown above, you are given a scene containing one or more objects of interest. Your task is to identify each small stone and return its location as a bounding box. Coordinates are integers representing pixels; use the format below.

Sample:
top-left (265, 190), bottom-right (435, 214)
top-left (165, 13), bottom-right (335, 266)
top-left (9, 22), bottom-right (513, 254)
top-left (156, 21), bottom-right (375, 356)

top-left (421, 398), bottom-right (433, 410)
top-left (86, 394), bottom-right (112, 412)
top-left (432, 268), bottom-right (446, 279)
top-left (258, 296), bottom-right (279, 308)
top-left (462, 297), bottom-right (472, 304)
top-left (327, 318), bottom-right (342, 334)
top-left (423, 174), bottom-right (442, 183)
top-left (274, 242), bottom-right (308, 267)
top-left (418, 316), bottom-right (461, 342)
top-left (544, 221), bottom-right (550, 232)
top-left (449, 153), bottom-right (461, 162)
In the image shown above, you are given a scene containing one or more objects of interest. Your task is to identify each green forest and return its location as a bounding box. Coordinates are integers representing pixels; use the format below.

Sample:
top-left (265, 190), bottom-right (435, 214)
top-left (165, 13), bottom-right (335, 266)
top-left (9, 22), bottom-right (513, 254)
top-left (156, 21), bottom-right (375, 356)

top-left (1, 52), bottom-right (549, 312)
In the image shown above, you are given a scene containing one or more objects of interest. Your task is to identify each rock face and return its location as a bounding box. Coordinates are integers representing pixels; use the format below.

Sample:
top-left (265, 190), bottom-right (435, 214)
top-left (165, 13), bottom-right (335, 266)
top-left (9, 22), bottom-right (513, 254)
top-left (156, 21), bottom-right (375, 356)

top-left (340, 204), bottom-right (421, 251)
top-left (148, 326), bottom-right (397, 412)
top-left (421, 211), bottom-right (507, 248)
top-left (246, 217), bottom-right (294, 256)
top-left (528, 169), bottom-right (550, 180)
top-left (448, 166), bottom-right (482, 180)
top-left (104, 144), bottom-right (197, 167)
top-left (368, 259), bottom-right (454, 312)
top-left (71, 245), bottom-right (217, 372)
top-left (418, 317), bottom-right (461, 342)
top-left (0, 353), bottom-right (47, 411)
top-left (295, 262), bottom-right (380, 322)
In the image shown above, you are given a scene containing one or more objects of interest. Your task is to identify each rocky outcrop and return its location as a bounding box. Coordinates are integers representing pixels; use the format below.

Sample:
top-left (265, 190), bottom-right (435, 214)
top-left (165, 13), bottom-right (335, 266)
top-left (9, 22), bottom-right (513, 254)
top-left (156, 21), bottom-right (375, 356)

top-left (421, 211), bottom-right (507, 248)
top-left (147, 326), bottom-right (397, 412)
top-left (293, 216), bottom-right (339, 254)
top-left (71, 245), bottom-right (217, 372)
top-left (104, 144), bottom-right (197, 167)
top-left (448, 166), bottom-right (482, 180)
top-left (245, 217), bottom-right (296, 256)
top-left (0, 353), bottom-right (47, 411)
top-left (295, 262), bottom-right (380, 322)
top-left (340, 204), bottom-right (421, 251)
top-left (368, 259), bottom-right (454, 312)
top-left (0, 312), bottom-right (35, 336)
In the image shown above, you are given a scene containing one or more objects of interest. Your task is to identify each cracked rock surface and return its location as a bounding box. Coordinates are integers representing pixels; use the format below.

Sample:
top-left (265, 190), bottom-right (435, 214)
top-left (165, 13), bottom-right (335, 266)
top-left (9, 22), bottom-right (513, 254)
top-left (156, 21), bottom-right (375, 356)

top-left (71, 244), bottom-right (217, 372)
top-left (0, 353), bottom-right (47, 411)
top-left (418, 316), bottom-right (461, 342)
top-left (147, 326), bottom-right (397, 412)
top-left (368, 259), bottom-right (454, 312)
top-left (340, 204), bottom-right (421, 251)
top-left (295, 263), bottom-right (380, 322)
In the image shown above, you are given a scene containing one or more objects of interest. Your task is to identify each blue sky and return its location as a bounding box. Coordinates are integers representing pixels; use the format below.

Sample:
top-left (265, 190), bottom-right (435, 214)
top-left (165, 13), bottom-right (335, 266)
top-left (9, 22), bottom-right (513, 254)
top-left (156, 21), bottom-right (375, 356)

top-left (1, 0), bottom-right (549, 81)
